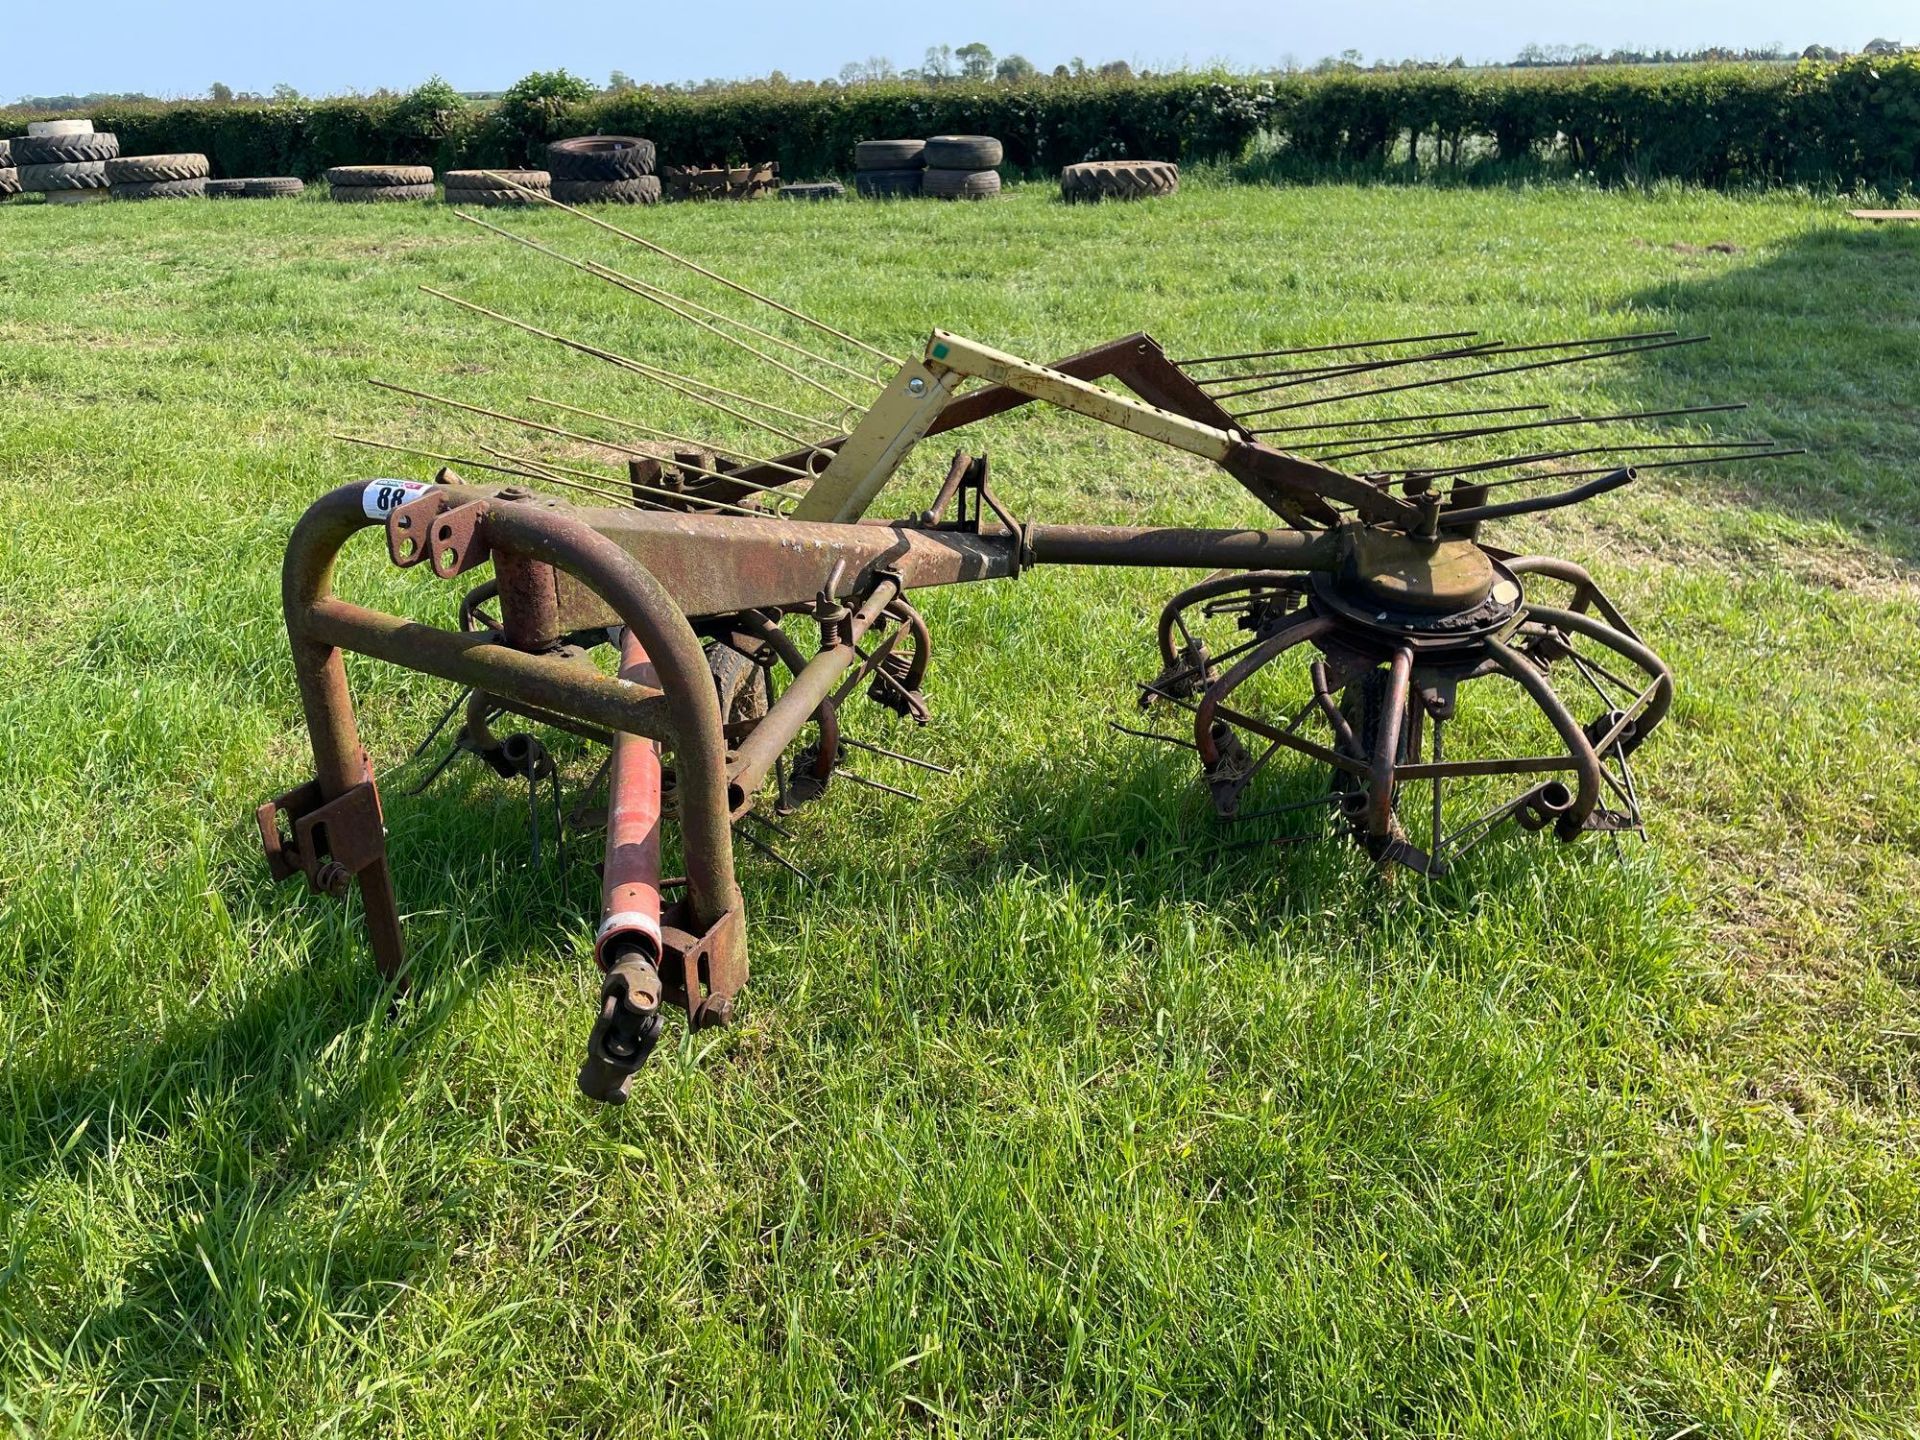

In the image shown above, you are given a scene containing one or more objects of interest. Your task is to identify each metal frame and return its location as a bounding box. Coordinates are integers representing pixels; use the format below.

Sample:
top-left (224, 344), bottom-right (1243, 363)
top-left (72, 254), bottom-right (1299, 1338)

top-left (266, 325), bottom-right (1695, 1100)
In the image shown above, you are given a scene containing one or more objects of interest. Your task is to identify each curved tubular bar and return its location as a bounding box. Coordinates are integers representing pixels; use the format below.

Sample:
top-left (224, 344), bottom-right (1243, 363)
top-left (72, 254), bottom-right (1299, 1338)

top-left (282, 483), bottom-right (743, 986)
top-left (1310, 660), bottom-right (1360, 757)
top-left (732, 610), bottom-right (841, 801)
top-left (1504, 557), bottom-right (1641, 643)
top-left (282, 484), bottom-right (413, 978)
top-left (884, 597), bottom-right (932, 690)
top-left (1482, 636), bottom-right (1603, 840)
top-left (1193, 613), bottom-right (1338, 767)
top-left (1523, 603), bottom-right (1675, 744)
top-left (1366, 648), bottom-right (1416, 837)
top-left (1156, 570), bottom-right (1313, 670)
top-left (478, 500), bottom-right (742, 935)
top-left (726, 577), bottom-right (903, 805)
top-left (466, 690), bottom-right (616, 753)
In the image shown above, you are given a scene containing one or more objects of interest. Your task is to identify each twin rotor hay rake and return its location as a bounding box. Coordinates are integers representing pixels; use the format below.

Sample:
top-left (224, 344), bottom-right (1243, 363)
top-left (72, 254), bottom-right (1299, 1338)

top-left (259, 177), bottom-right (1797, 1100)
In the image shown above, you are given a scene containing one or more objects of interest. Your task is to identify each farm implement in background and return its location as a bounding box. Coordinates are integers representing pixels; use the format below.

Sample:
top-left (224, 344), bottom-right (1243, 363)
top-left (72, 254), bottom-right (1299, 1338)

top-left (259, 175), bottom-right (1798, 1101)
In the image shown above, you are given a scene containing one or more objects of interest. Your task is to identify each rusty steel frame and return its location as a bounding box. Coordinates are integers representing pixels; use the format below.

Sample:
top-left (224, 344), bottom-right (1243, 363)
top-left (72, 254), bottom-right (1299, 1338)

top-left (264, 319), bottom-right (1719, 1100)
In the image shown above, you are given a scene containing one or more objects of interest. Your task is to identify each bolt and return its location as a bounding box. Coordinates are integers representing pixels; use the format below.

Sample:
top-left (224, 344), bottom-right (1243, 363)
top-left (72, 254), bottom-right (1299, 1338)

top-left (694, 995), bottom-right (736, 1030)
top-left (315, 860), bottom-right (351, 898)
top-left (906, 377), bottom-right (927, 396)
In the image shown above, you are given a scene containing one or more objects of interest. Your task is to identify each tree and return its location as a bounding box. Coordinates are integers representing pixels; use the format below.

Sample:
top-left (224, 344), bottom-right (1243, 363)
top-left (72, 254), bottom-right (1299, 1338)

top-left (499, 68), bottom-right (594, 141)
top-left (1097, 59), bottom-right (1132, 79)
top-left (955, 42), bottom-right (995, 82)
top-left (391, 75), bottom-right (468, 138)
top-left (607, 70), bottom-right (638, 93)
top-left (923, 44), bottom-right (954, 81)
top-left (995, 54), bottom-right (1037, 83)
top-left (838, 55), bottom-right (897, 84)
top-left (1862, 37), bottom-right (1903, 55)
top-left (208, 81), bottom-right (233, 102)
top-left (270, 82), bottom-right (300, 102)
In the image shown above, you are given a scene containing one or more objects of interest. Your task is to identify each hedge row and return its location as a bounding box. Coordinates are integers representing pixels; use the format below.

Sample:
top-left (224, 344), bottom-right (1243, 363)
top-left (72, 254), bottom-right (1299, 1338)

top-left (9, 56), bottom-right (1917, 189)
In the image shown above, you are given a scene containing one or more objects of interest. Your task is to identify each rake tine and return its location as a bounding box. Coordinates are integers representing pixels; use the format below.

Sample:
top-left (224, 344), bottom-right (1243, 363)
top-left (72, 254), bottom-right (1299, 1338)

top-left (332, 433), bottom-right (569, 486)
top-left (1223, 791), bottom-right (1345, 823)
top-left (450, 208), bottom-right (888, 394)
top-left (1233, 335), bottom-right (1710, 419)
top-left (424, 388), bottom-right (808, 504)
top-left (481, 443), bottom-right (777, 517)
top-left (1109, 720), bottom-right (1201, 751)
top-left (401, 739), bottom-right (469, 796)
top-left (1174, 331), bottom-right (1480, 367)
top-left (466, 170), bottom-right (903, 366)
top-left (738, 825), bottom-right (812, 884)
top-left (420, 286), bottom-right (837, 444)
top-left (1252, 402), bottom-right (1552, 437)
top-left (372, 379), bottom-right (679, 469)
top-left (1466, 449), bottom-right (1805, 490)
top-left (837, 769), bottom-right (924, 803)
top-left (742, 809), bottom-right (795, 840)
top-left (408, 685), bottom-right (475, 761)
top-left (529, 395), bottom-right (816, 482)
top-left (1416, 438), bottom-right (1779, 483)
top-left (1304, 401), bottom-right (1750, 462)
top-left (1250, 329), bottom-right (1678, 390)
top-left (838, 736), bottom-right (954, 773)
top-left (451, 210), bottom-right (868, 409)
top-left (474, 444), bottom-right (671, 508)
top-left (1205, 340), bottom-right (1511, 399)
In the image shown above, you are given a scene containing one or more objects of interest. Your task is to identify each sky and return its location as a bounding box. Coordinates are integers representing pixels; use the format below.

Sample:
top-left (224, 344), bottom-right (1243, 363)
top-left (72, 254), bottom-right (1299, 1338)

top-left (3, 0), bottom-right (1913, 100)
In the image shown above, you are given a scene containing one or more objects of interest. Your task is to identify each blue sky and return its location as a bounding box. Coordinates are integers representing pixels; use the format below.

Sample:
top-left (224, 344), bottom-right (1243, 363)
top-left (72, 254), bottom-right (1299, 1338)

top-left (4, 0), bottom-right (1912, 99)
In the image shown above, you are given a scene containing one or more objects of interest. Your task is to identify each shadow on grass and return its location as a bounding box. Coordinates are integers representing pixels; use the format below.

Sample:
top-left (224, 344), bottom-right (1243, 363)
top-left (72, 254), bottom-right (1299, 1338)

top-left (1623, 221), bottom-right (1920, 560)
top-left (0, 777), bottom-right (577, 1427)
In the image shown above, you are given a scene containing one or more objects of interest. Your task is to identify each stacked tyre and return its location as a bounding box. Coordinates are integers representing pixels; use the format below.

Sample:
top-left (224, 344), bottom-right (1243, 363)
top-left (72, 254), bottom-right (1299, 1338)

top-left (0, 140), bottom-right (17, 201)
top-left (922, 136), bottom-right (1002, 200)
top-left (854, 139), bottom-right (923, 199)
top-left (207, 177), bottom-right (306, 199)
top-left (443, 169), bottom-right (551, 207)
top-left (1060, 160), bottom-right (1179, 203)
top-left (326, 165), bottom-right (435, 203)
top-left (544, 136), bottom-right (658, 205)
top-left (15, 121), bottom-right (118, 204)
top-left (107, 153), bottom-right (209, 201)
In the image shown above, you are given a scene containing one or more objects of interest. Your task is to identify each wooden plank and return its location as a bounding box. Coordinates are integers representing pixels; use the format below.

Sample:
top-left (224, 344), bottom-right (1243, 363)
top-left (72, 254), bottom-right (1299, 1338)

top-left (1848, 209), bottom-right (1920, 221)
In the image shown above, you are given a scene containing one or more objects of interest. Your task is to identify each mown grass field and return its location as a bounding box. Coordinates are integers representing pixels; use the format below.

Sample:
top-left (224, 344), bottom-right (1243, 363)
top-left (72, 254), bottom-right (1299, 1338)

top-left (1, 178), bottom-right (1918, 1437)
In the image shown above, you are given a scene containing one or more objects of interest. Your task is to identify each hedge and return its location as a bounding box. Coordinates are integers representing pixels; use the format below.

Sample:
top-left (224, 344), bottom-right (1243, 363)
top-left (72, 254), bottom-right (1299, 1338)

top-left (7, 56), bottom-right (1916, 189)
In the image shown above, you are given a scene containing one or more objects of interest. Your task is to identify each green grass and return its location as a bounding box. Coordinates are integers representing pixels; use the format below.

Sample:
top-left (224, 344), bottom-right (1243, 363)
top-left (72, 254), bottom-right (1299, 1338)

top-left (2, 179), bottom-right (1918, 1437)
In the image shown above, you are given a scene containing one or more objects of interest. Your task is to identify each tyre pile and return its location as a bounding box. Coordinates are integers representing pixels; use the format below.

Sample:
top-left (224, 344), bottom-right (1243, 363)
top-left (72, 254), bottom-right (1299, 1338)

top-left (207, 177), bottom-right (306, 199)
top-left (923, 135), bottom-right (1003, 200)
top-left (854, 139), bottom-right (927, 198)
top-left (855, 136), bottom-right (1003, 200)
top-left (0, 140), bottom-right (15, 200)
top-left (546, 136), bottom-right (659, 204)
top-left (1060, 160), bottom-right (1180, 202)
top-left (444, 169), bottom-right (551, 206)
top-left (13, 120), bottom-right (118, 204)
top-left (107, 153), bottom-right (210, 201)
top-left (326, 165), bottom-right (436, 203)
